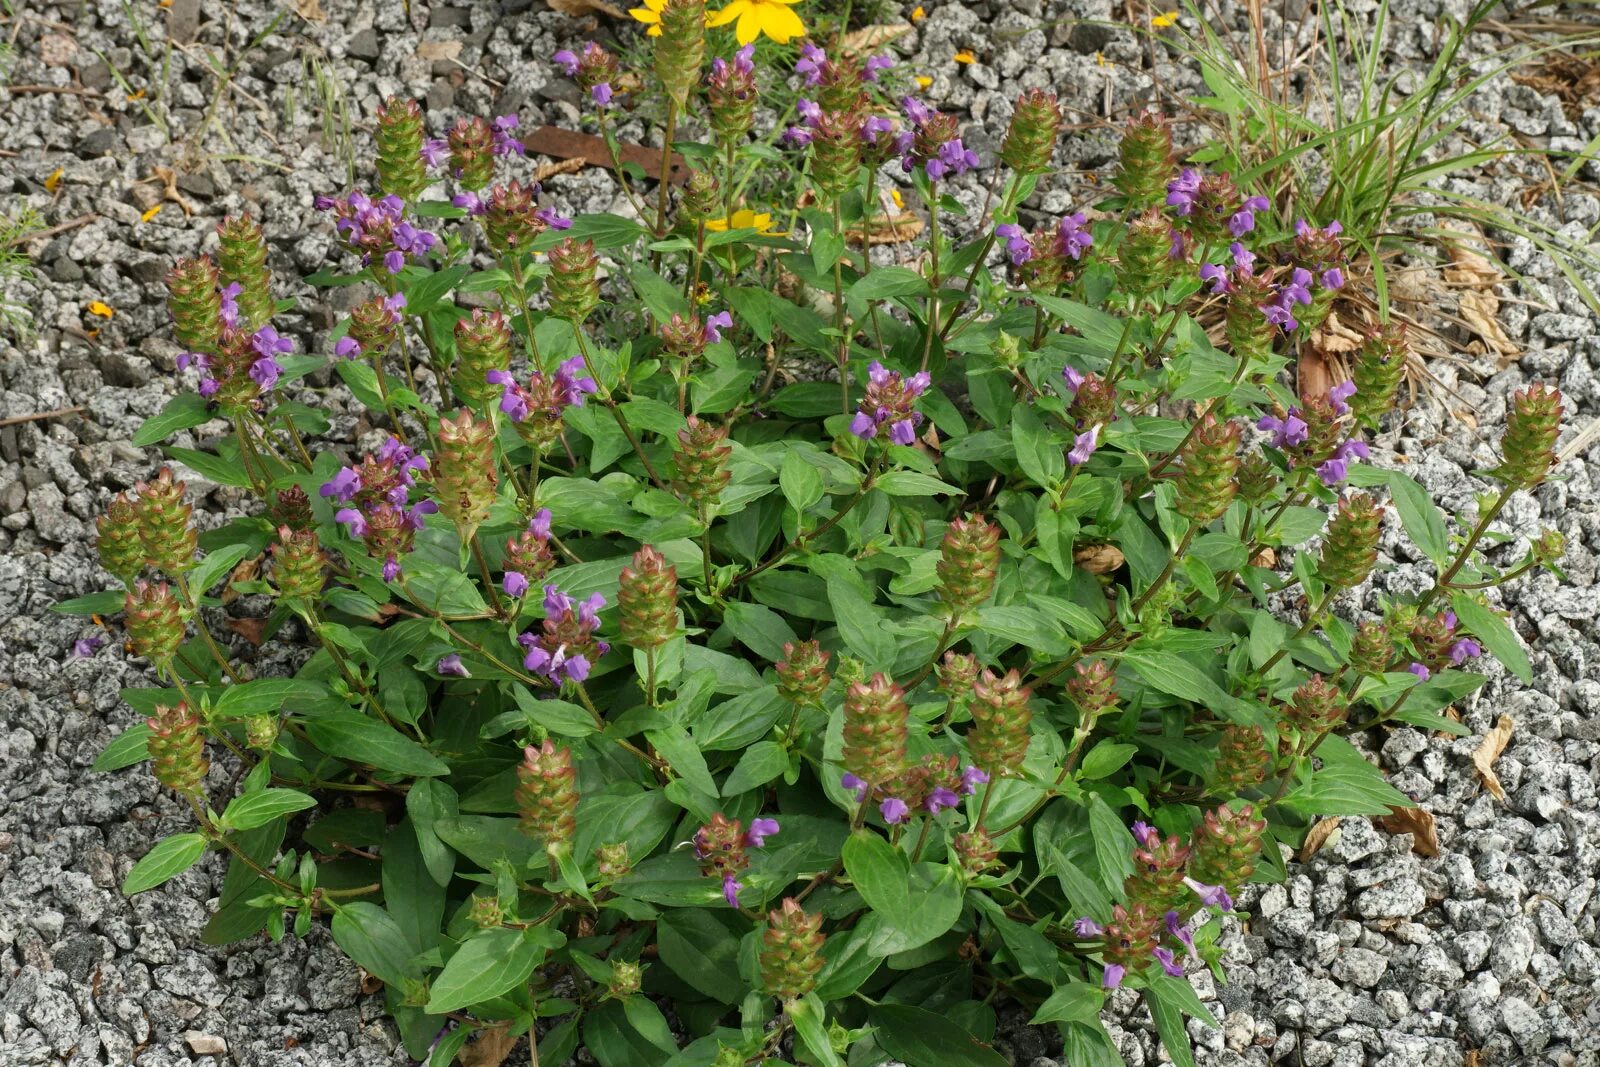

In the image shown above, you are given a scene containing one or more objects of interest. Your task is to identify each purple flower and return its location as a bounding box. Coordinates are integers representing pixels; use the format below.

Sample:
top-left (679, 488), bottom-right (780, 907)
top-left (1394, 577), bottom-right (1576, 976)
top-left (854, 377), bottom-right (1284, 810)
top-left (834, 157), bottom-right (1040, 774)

top-left (333, 504), bottom-right (369, 538)
top-left (392, 222), bottom-right (435, 256)
top-left (73, 636), bottom-right (104, 658)
top-left (1257, 411), bottom-right (1309, 449)
top-left (404, 499), bottom-right (440, 531)
top-left (795, 43), bottom-right (826, 85)
top-left (421, 139), bottom-right (450, 168)
top-left (841, 772), bottom-right (870, 802)
top-left (1062, 365), bottom-right (1085, 395)
top-left (879, 797), bottom-right (910, 824)
top-left (553, 49), bottom-right (580, 75)
top-left (861, 115), bottom-right (897, 144)
top-left (1408, 662), bottom-right (1431, 681)
top-left (1165, 167), bottom-right (1200, 215)
top-left (1103, 964), bottom-right (1125, 989)
top-left (960, 765), bottom-right (989, 795)
top-left (536, 208), bottom-right (573, 230)
top-left (1450, 637), bottom-right (1482, 664)
top-left (452, 192), bottom-right (485, 216)
top-left (746, 818), bottom-right (781, 848)
top-left (1321, 267), bottom-right (1345, 290)
top-left (782, 126), bottom-right (815, 147)
top-left (1153, 946), bottom-right (1185, 977)
top-left (722, 874), bottom-right (742, 908)
top-left (555, 356), bottom-right (599, 406)
top-left (1073, 917), bottom-right (1104, 937)
top-left (1281, 267), bottom-right (1314, 306)
top-left (1229, 194), bottom-right (1269, 237)
top-left (1230, 241), bottom-right (1255, 269)
top-left (248, 357), bottom-right (282, 391)
top-left (797, 98), bottom-right (823, 125)
top-left (492, 114), bottom-right (524, 156)
top-left (219, 282), bottom-right (242, 328)
top-left (1068, 425), bottom-right (1099, 466)
top-left (591, 83), bottom-right (613, 106)
top-left (1058, 212), bottom-right (1093, 260)
top-left (733, 44), bottom-right (755, 74)
top-left (1131, 821), bottom-right (1156, 846)
top-left (1199, 262), bottom-right (1229, 293)
top-left (437, 654), bottom-right (470, 677)
top-left (865, 54), bottom-right (894, 81)
top-left (504, 570), bottom-right (529, 598)
top-left (198, 377), bottom-right (219, 398)
top-left (251, 325), bottom-right (294, 359)
top-left (849, 411), bottom-right (876, 439)
top-left (529, 508), bottom-right (553, 540)
top-left (334, 336), bottom-right (362, 359)
top-left (1316, 437), bottom-right (1370, 486)
top-left (176, 351), bottom-right (207, 372)
top-left (383, 250), bottom-right (406, 275)
top-left (1165, 910), bottom-right (1196, 957)
top-left (996, 222), bottom-right (1033, 265)
top-left (382, 556), bottom-right (403, 582)
top-left (705, 311), bottom-right (733, 344)
top-left (1262, 301), bottom-right (1298, 332)
top-left (1444, 610), bottom-right (1457, 630)
top-left (888, 419), bottom-right (917, 446)
top-left (925, 787), bottom-right (962, 813)
top-left (1184, 877), bottom-right (1234, 911)
top-left (1330, 380), bottom-right (1357, 416)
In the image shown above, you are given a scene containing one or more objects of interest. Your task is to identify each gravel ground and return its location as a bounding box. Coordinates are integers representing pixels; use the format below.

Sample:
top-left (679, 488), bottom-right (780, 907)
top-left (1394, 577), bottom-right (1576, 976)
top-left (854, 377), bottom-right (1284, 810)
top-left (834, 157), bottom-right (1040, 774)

top-left (2, 0), bottom-right (1599, 1064)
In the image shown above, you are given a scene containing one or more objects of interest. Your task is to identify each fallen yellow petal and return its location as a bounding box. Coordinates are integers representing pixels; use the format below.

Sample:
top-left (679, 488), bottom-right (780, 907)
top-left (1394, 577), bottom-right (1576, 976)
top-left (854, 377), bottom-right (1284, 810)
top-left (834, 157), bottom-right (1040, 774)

top-left (1151, 9), bottom-right (1178, 26)
top-left (126, 88), bottom-right (146, 101)
top-left (890, 189), bottom-right (905, 210)
top-left (44, 167), bottom-right (63, 192)
top-left (88, 301), bottom-right (115, 319)
top-left (953, 49), bottom-right (975, 63)
top-left (915, 75), bottom-right (932, 90)
top-left (140, 204), bottom-right (163, 223)
top-left (911, 4), bottom-right (925, 17)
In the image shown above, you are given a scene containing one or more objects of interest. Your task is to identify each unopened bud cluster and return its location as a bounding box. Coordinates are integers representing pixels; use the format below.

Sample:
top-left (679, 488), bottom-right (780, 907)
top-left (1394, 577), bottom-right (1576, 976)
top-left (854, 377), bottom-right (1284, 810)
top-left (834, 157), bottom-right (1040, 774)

top-left (516, 740), bottom-right (579, 853)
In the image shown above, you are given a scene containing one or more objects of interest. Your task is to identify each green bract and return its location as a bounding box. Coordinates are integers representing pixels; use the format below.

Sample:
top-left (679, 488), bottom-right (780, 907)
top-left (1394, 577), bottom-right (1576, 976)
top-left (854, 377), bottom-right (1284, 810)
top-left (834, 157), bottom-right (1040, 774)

top-left (67, 30), bottom-right (1567, 1067)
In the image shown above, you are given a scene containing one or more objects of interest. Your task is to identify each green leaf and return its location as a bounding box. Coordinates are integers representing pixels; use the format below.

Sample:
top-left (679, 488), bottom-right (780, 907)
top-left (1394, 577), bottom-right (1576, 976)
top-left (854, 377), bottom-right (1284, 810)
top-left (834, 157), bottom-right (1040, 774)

top-left (164, 446), bottom-right (253, 489)
top-left (93, 723), bottom-right (151, 772)
top-left (384, 819), bottom-right (447, 953)
top-left (828, 582), bottom-right (895, 669)
top-left (302, 711), bottom-right (450, 776)
top-left (721, 602), bottom-right (798, 663)
top-left (656, 909), bottom-right (746, 1004)
top-left (218, 788), bottom-right (316, 831)
top-left (1281, 734), bottom-right (1413, 816)
top-left (425, 927), bottom-right (549, 1014)
top-left (187, 543), bottom-right (251, 597)
top-left (1384, 470), bottom-right (1450, 564)
top-left (405, 779), bottom-right (459, 887)
top-left (1011, 404), bottom-right (1065, 488)
top-left (814, 917), bottom-right (885, 1000)
top-left (646, 725), bottom-right (718, 798)
top-left (1122, 650), bottom-right (1244, 719)
top-left (1144, 978), bottom-right (1200, 1067)
top-left (1450, 593), bottom-right (1532, 683)
top-left (842, 832), bottom-right (961, 954)
top-left (133, 393), bottom-right (211, 447)
top-left (846, 266), bottom-right (929, 321)
top-left (122, 833), bottom-right (207, 894)
top-left (720, 741), bottom-right (789, 796)
top-left (790, 994), bottom-right (847, 1067)
top-left (1030, 982), bottom-right (1105, 1026)
top-left (52, 589), bottom-right (129, 615)
top-left (1078, 741), bottom-right (1137, 780)
top-left (875, 470), bottom-right (960, 496)
top-left (871, 1004), bottom-right (1009, 1067)
top-left (780, 450), bottom-right (826, 513)
top-left (330, 902), bottom-right (418, 988)
top-left (1086, 795), bottom-right (1135, 895)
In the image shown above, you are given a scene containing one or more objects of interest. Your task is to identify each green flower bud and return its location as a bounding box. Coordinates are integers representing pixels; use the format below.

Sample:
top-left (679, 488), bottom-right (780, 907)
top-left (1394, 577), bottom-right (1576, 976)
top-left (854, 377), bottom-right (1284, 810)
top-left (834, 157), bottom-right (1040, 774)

top-left (1211, 724), bottom-right (1271, 795)
top-left (269, 486), bottom-right (315, 531)
top-left (1125, 829), bottom-right (1192, 913)
top-left (1223, 268), bottom-right (1279, 367)
top-left (375, 96), bottom-right (429, 203)
top-left (434, 410), bottom-right (499, 539)
top-left (125, 580), bottom-right (186, 663)
top-left (1495, 382), bottom-right (1563, 489)
top-left (967, 668), bottom-right (1032, 779)
top-left (547, 238), bottom-right (601, 324)
top-left (447, 117), bottom-right (496, 192)
top-left (618, 545), bottom-right (679, 650)
top-left (842, 672), bottom-right (909, 787)
top-left (952, 828), bottom-right (999, 877)
top-left (482, 180), bottom-right (546, 255)
top-left (760, 898), bottom-right (826, 1001)
top-left (1065, 660), bottom-right (1118, 723)
top-left (999, 88), bottom-right (1061, 175)
top-left (1319, 494), bottom-right (1383, 590)
top-left (244, 713), bottom-right (279, 751)
top-left (516, 740), bottom-right (578, 852)
top-left (680, 170), bottom-right (722, 224)
top-left (1235, 453), bottom-right (1277, 506)
top-left (1101, 903), bottom-right (1161, 977)
top-left (595, 842), bottom-right (632, 881)
top-left (1173, 415), bottom-right (1240, 523)
top-left (654, 0), bottom-right (706, 108)
top-left (1350, 321), bottom-right (1409, 430)
top-left (809, 109), bottom-right (864, 204)
top-left (1348, 620), bottom-right (1392, 677)
top-left (1532, 527), bottom-right (1565, 567)
top-left (609, 960), bottom-right (643, 998)
top-left (777, 640), bottom-right (831, 707)
top-left (147, 702), bottom-right (208, 795)
top-left (1117, 208), bottom-right (1173, 296)
top-left (1283, 674), bottom-right (1347, 735)
top-left (454, 310), bottom-right (514, 408)
top-left (271, 524), bottom-right (326, 602)
top-left (1113, 110), bottom-right (1175, 209)
top-left (96, 493), bottom-right (145, 586)
top-left (468, 894), bottom-right (504, 928)
top-left (134, 467), bottom-right (197, 576)
top-left (936, 514), bottom-right (1002, 615)
top-left (165, 257), bottom-right (224, 354)
top-left (1187, 803), bottom-right (1267, 894)
top-left (215, 215), bottom-right (274, 333)
top-left (936, 651), bottom-right (980, 700)
top-left (673, 416), bottom-right (732, 508)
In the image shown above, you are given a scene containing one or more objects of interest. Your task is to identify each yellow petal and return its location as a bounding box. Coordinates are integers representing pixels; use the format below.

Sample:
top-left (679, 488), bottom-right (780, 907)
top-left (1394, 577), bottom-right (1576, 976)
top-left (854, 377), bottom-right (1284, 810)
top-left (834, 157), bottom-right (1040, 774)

top-left (756, 2), bottom-right (805, 41)
top-left (649, 23), bottom-right (662, 33)
top-left (953, 49), bottom-right (974, 63)
top-left (1150, 9), bottom-right (1177, 25)
top-left (911, 4), bottom-right (925, 17)
top-left (914, 75), bottom-right (932, 90)
top-left (705, 216), bottom-right (731, 231)
top-left (707, 1), bottom-right (748, 26)
top-left (44, 167), bottom-right (63, 192)
top-left (139, 204), bottom-right (163, 223)
top-left (629, 5), bottom-right (661, 22)
top-left (88, 301), bottom-right (114, 319)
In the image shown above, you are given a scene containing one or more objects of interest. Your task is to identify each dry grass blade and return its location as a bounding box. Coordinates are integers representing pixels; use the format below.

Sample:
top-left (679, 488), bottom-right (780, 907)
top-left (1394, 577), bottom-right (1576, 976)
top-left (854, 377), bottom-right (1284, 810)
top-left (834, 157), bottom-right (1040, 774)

top-left (1511, 53), bottom-right (1600, 118)
top-left (845, 211), bottom-right (925, 246)
top-left (1377, 805), bottom-right (1440, 857)
top-left (841, 23), bottom-right (914, 51)
top-left (1473, 714), bottom-right (1514, 802)
top-left (532, 156), bottom-right (587, 182)
top-left (1299, 816), bottom-right (1342, 862)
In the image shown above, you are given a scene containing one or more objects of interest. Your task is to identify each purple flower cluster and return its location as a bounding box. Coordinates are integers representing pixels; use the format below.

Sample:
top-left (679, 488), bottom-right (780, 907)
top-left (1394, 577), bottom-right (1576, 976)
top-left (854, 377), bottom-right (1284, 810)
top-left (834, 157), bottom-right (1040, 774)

top-left (712, 43), bottom-right (757, 81)
top-left (518, 585), bottom-right (610, 683)
top-left (334, 293), bottom-right (406, 359)
top-left (850, 361), bottom-right (931, 445)
top-left (840, 764), bottom-right (988, 824)
top-left (313, 190), bottom-right (438, 276)
top-left (502, 508), bottom-right (552, 598)
top-left (995, 212), bottom-right (1093, 267)
top-left (897, 98), bottom-right (980, 180)
top-left (436, 653), bottom-right (470, 677)
top-left (794, 42), bottom-right (892, 86)
top-left (552, 43), bottom-right (618, 107)
top-left (1409, 611), bottom-right (1482, 679)
top-left (487, 357), bottom-right (598, 423)
top-left (319, 436), bottom-right (437, 581)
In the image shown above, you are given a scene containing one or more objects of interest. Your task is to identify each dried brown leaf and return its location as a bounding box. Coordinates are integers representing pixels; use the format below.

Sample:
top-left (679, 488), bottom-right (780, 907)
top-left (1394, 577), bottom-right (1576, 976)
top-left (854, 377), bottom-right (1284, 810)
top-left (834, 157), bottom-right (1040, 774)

top-left (548, 0), bottom-right (628, 18)
top-left (1299, 817), bottom-right (1342, 862)
top-left (1311, 308), bottom-right (1365, 354)
top-left (522, 125), bottom-right (686, 183)
top-left (224, 617), bottom-right (268, 646)
top-left (846, 211), bottom-right (925, 246)
top-left (290, 0), bottom-right (326, 20)
top-left (221, 556), bottom-right (261, 605)
top-left (531, 156), bottom-right (587, 182)
top-left (1074, 544), bottom-right (1125, 574)
top-left (1473, 714), bottom-right (1514, 802)
top-left (1388, 266), bottom-right (1433, 306)
top-left (1250, 547), bottom-right (1277, 568)
top-left (841, 23), bottom-right (914, 51)
top-left (417, 40), bottom-right (464, 61)
top-left (1298, 346), bottom-right (1331, 403)
top-left (459, 1024), bottom-right (519, 1067)
top-left (1458, 289), bottom-right (1518, 362)
top-left (1377, 805), bottom-right (1440, 857)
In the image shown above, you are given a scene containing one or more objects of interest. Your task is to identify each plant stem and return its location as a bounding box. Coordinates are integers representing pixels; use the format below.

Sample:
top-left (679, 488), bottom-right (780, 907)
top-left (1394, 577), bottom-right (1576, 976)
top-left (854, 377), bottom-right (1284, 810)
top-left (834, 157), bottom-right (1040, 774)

top-left (831, 197), bottom-right (850, 418)
top-left (470, 532), bottom-right (506, 618)
top-left (1418, 491), bottom-right (1508, 612)
top-left (729, 455), bottom-right (884, 587)
top-left (918, 180), bottom-right (942, 374)
top-left (571, 327), bottom-right (671, 492)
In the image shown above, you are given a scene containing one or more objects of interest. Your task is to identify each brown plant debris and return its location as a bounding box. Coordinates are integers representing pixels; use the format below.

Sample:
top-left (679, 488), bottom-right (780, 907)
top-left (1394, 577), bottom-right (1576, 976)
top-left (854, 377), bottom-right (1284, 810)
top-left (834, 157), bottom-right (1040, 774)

top-left (1299, 816), bottom-right (1342, 862)
top-left (1445, 236), bottom-right (1519, 363)
top-left (1073, 543), bottom-right (1125, 574)
top-left (1473, 714), bottom-right (1514, 802)
top-left (1512, 54), bottom-right (1600, 119)
top-left (1377, 805), bottom-right (1440, 857)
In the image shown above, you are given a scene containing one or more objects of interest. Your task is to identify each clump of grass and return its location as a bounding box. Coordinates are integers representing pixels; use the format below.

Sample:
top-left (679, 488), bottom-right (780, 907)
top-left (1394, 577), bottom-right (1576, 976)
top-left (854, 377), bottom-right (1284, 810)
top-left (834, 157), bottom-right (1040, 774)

top-left (0, 208), bottom-right (43, 341)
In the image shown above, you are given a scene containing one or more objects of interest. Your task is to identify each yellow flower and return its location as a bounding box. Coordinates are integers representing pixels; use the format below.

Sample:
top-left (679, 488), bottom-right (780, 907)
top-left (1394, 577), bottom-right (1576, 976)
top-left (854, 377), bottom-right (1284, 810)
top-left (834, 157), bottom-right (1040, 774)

top-left (1151, 9), bottom-right (1178, 26)
top-left (707, 0), bottom-right (805, 45)
top-left (44, 167), bottom-right (63, 192)
top-left (140, 204), bottom-right (163, 224)
top-left (953, 49), bottom-right (975, 63)
top-left (914, 75), bottom-right (932, 90)
top-left (911, 4), bottom-right (925, 17)
top-left (704, 209), bottom-right (786, 234)
top-left (1095, 51), bottom-right (1109, 66)
top-left (87, 301), bottom-right (115, 319)
top-left (630, 0), bottom-right (667, 36)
